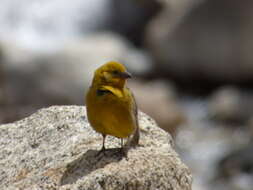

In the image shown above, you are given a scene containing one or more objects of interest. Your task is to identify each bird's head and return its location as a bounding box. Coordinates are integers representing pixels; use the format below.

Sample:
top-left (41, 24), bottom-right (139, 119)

top-left (93, 61), bottom-right (131, 88)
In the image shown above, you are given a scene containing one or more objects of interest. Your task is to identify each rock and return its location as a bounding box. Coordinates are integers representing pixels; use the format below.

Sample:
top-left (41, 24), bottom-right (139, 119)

top-left (146, 0), bottom-right (253, 83)
top-left (0, 106), bottom-right (192, 190)
top-left (0, 32), bottom-right (152, 123)
top-left (208, 86), bottom-right (253, 123)
top-left (128, 80), bottom-right (185, 136)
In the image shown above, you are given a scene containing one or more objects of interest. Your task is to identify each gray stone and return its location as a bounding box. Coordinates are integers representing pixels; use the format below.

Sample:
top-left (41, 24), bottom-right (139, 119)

top-left (0, 106), bottom-right (192, 190)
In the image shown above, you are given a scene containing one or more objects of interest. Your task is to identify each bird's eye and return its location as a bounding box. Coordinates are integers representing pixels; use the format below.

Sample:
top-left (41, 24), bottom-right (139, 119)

top-left (112, 70), bottom-right (119, 75)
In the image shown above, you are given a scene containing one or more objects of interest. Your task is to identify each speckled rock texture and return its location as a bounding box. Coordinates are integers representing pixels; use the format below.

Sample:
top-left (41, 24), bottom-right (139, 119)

top-left (0, 106), bottom-right (192, 190)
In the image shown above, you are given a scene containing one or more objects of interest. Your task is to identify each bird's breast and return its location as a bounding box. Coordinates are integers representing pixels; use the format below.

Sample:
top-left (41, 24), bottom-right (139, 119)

top-left (86, 88), bottom-right (136, 138)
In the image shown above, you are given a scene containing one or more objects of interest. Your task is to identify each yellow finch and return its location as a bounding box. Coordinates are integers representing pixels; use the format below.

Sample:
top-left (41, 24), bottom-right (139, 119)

top-left (86, 61), bottom-right (139, 152)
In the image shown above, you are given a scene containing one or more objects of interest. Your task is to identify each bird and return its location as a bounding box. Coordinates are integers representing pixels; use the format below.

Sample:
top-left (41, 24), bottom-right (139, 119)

top-left (86, 61), bottom-right (139, 153)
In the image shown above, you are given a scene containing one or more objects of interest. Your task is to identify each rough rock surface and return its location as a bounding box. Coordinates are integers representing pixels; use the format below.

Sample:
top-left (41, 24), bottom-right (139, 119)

top-left (0, 106), bottom-right (192, 190)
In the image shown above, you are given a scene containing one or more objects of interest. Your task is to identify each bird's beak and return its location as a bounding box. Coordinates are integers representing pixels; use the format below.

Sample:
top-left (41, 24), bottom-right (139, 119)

top-left (118, 71), bottom-right (132, 79)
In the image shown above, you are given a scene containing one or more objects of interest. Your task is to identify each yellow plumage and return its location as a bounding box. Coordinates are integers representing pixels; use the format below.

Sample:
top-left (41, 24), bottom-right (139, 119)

top-left (86, 61), bottom-right (139, 151)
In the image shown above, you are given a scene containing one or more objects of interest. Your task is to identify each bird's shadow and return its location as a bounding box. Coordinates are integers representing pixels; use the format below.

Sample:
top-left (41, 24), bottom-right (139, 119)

top-left (60, 148), bottom-right (125, 185)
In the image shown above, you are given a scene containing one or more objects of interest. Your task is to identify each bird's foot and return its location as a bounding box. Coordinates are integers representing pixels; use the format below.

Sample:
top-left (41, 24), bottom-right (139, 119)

top-left (96, 146), bottom-right (107, 157)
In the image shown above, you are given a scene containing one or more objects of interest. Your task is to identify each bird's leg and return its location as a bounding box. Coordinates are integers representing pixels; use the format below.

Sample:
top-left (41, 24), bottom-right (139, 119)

top-left (101, 134), bottom-right (106, 151)
top-left (118, 138), bottom-right (128, 158)
top-left (120, 138), bottom-right (124, 148)
top-left (96, 134), bottom-right (106, 156)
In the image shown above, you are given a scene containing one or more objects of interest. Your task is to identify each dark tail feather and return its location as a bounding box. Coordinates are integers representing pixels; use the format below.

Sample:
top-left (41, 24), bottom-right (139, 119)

top-left (126, 89), bottom-right (140, 147)
top-left (128, 122), bottom-right (140, 147)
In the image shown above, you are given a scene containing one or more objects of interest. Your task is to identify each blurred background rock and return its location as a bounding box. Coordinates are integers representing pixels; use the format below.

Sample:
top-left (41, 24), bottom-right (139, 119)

top-left (0, 0), bottom-right (253, 189)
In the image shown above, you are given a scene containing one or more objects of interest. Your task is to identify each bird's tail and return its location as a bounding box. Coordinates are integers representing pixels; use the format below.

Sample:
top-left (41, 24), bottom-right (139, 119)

top-left (126, 91), bottom-right (140, 148)
top-left (126, 117), bottom-right (140, 147)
